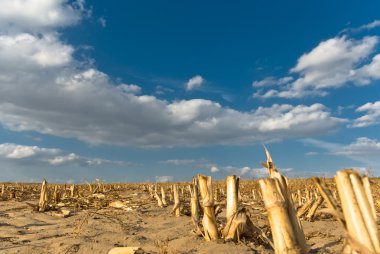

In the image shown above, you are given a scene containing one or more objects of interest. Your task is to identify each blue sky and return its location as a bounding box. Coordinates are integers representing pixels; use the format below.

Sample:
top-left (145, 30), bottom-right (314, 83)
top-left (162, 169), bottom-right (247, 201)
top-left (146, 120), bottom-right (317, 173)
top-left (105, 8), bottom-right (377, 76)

top-left (0, 0), bottom-right (380, 183)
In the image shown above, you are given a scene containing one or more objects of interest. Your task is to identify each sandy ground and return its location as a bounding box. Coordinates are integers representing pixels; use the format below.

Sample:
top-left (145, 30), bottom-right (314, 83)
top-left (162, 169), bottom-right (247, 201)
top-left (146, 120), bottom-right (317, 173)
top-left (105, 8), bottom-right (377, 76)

top-left (0, 185), bottom-right (347, 254)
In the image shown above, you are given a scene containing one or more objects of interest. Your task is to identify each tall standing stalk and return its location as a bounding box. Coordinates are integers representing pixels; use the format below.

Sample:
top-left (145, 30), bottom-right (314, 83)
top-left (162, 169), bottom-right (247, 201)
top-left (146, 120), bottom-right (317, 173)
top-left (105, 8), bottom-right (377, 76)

top-left (154, 185), bottom-right (164, 208)
top-left (70, 184), bottom-right (76, 198)
top-left (225, 175), bottom-right (239, 222)
top-left (198, 174), bottom-right (219, 241)
top-left (260, 147), bottom-right (308, 254)
top-left (260, 178), bottom-right (306, 254)
top-left (161, 186), bottom-right (168, 206)
top-left (39, 179), bottom-right (49, 212)
top-left (53, 185), bottom-right (60, 203)
top-left (172, 184), bottom-right (181, 216)
top-left (189, 177), bottom-right (200, 224)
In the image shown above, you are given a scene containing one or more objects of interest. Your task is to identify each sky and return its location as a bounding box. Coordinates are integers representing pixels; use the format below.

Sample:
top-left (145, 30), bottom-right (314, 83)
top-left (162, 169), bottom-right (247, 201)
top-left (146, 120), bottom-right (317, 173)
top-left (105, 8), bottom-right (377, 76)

top-left (0, 0), bottom-right (380, 183)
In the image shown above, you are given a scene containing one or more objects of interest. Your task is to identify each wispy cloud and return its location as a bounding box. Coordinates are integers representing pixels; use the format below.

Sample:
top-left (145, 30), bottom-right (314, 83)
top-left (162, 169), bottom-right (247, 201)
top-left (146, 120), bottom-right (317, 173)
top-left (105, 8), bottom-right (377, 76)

top-left (159, 159), bottom-right (201, 166)
top-left (186, 75), bottom-right (204, 91)
top-left (252, 76), bottom-right (293, 88)
top-left (155, 175), bottom-right (173, 182)
top-left (0, 143), bottom-right (128, 167)
top-left (340, 20), bottom-right (380, 34)
top-left (98, 17), bottom-right (107, 28)
top-left (302, 137), bottom-right (380, 169)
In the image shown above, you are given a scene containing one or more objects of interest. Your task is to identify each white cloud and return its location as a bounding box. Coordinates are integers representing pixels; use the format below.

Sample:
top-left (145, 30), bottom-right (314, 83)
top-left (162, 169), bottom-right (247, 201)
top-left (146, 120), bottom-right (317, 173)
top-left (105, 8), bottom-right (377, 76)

top-left (303, 137), bottom-right (380, 170)
top-left (0, 73), bottom-right (344, 146)
top-left (0, 143), bottom-right (59, 159)
top-left (155, 176), bottom-right (173, 182)
top-left (0, 33), bottom-right (73, 69)
top-left (252, 76), bottom-right (293, 88)
top-left (333, 137), bottom-right (380, 157)
top-left (341, 20), bottom-right (380, 34)
top-left (0, 0), bottom-right (84, 33)
top-left (0, 143), bottom-right (126, 167)
top-left (254, 35), bottom-right (380, 99)
top-left (222, 165), bottom-right (270, 178)
top-left (160, 159), bottom-right (198, 165)
top-left (0, 0), bottom-right (344, 148)
top-left (186, 75), bottom-right (204, 91)
top-left (117, 84), bottom-right (141, 94)
top-left (352, 101), bottom-right (380, 128)
top-left (358, 20), bottom-right (380, 31)
top-left (98, 17), bottom-right (106, 28)
top-left (210, 166), bottom-right (219, 173)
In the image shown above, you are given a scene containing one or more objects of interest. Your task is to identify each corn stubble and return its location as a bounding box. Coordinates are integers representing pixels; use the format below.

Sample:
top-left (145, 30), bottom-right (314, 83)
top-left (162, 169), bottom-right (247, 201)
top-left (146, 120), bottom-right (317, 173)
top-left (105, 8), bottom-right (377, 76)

top-left (259, 147), bottom-right (309, 254)
top-left (198, 174), bottom-right (219, 241)
top-left (4, 146), bottom-right (380, 254)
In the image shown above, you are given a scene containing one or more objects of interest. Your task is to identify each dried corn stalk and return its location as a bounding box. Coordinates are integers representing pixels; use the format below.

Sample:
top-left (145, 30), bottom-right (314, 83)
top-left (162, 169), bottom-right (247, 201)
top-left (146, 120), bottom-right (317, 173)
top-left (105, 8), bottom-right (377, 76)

top-left (297, 189), bottom-right (302, 206)
top-left (154, 185), bottom-right (164, 208)
top-left (189, 177), bottom-right (200, 224)
top-left (172, 184), bottom-right (181, 216)
top-left (297, 198), bottom-right (314, 218)
top-left (161, 186), bottom-right (168, 206)
top-left (225, 175), bottom-right (239, 221)
top-left (305, 196), bottom-right (323, 221)
top-left (222, 175), bottom-right (240, 240)
top-left (363, 176), bottom-right (377, 222)
top-left (53, 185), bottom-right (60, 203)
top-left (198, 174), bottom-right (219, 241)
top-left (38, 179), bottom-right (49, 212)
top-left (214, 188), bottom-right (220, 202)
top-left (70, 184), bottom-right (77, 198)
top-left (252, 189), bottom-right (257, 200)
top-left (260, 178), bottom-right (306, 254)
top-left (336, 169), bottom-right (380, 253)
top-left (312, 177), bottom-right (345, 226)
top-left (222, 175), bottom-right (269, 244)
top-left (260, 147), bottom-right (308, 254)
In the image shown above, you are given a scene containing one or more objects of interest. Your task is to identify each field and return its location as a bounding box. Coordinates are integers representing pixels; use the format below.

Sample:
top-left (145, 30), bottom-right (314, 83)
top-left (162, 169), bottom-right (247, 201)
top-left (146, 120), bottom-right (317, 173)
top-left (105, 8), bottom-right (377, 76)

top-left (0, 176), bottom-right (379, 254)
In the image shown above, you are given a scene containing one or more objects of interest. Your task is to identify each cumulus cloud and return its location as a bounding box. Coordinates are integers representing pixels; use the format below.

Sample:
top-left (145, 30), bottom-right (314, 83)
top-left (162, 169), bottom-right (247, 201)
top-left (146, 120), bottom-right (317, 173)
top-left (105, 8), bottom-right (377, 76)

top-left (0, 143), bottom-right (126, 167)
top-left (0, 0), bottom-right (344, 148)
top-left (0, 73), bottom-right (345, 146)
top-left (254, 35), bottom-right (380, 99)
top-left (352, 101), bottom-right (380, 128)
top-left (0, 0), bottom-right (84, 33)
top-left (0, 143), bottom-right (59, 159)
top-left (186, 75), bottom-right (204, 91)
top-left (0, 33), bottom-right (73, 69)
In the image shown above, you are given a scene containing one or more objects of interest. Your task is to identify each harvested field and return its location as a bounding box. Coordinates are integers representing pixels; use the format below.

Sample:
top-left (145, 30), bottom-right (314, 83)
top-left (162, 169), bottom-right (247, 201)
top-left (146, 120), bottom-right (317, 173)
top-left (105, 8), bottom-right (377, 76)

top-left (1, 175), bottom-right (379, 254)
